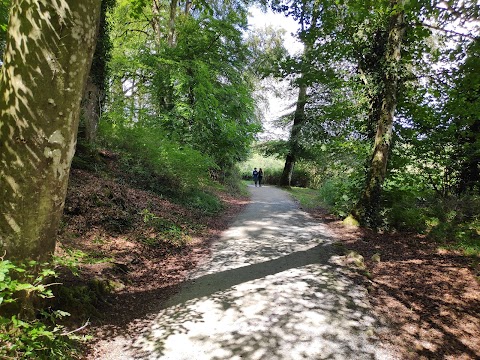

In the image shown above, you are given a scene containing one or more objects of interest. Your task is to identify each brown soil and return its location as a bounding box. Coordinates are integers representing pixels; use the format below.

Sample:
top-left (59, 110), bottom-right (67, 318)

top-left (306, 207), bottom-right (480, 360)
top-left (57, 157), bottom-right (479, 359)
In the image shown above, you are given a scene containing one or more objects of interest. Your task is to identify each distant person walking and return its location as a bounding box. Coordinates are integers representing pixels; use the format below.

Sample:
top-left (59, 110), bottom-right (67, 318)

top-left (252, 168), bottom-right (259, 187)
top-left (258, 168), bottom-right (264, 187)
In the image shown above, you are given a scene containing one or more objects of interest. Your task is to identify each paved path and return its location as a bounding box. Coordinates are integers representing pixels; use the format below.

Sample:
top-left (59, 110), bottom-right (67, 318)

top-left (94, 185), bottom-right (397, 359)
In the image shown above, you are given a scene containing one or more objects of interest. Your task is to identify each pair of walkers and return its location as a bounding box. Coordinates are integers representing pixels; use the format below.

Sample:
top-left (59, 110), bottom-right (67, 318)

top-left (252, 167), bottom-right (264, 187)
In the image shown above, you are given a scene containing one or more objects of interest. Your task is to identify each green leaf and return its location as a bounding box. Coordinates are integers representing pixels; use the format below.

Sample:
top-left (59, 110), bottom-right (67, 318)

top-left (14, 283), bottom-right (34, 291)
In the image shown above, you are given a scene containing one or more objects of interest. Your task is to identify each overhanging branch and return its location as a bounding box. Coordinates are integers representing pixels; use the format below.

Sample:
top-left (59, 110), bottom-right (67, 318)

top-left (416, 22), bottom-right (478, 41)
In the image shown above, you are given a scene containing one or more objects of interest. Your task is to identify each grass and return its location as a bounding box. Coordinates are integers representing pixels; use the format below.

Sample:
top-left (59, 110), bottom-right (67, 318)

top-left (443, 236), bottom-right (480, 257)
top-left (238, 152), bottom-right (284, 178)
top-left (285, 187), bottom-right (324, 210)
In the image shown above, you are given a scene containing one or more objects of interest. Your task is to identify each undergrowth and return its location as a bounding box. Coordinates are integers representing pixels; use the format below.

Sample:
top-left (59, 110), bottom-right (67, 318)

top-left (141, 209), bottom-right (191, 247)
top-left (0, 258), bottom-right (88, 359)
top-left (300, 172), bottom-right (480, 257)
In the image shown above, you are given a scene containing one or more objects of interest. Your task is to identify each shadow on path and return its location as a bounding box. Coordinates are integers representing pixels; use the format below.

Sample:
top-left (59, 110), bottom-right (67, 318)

top-left (94, 186), bottom-right (397, 360)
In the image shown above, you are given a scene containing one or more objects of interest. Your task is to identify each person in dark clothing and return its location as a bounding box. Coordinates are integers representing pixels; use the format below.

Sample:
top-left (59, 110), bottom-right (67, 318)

top-left (258, 168), bottom-right (264, 187)
top-left (252, 167), bottom-right (259, 187)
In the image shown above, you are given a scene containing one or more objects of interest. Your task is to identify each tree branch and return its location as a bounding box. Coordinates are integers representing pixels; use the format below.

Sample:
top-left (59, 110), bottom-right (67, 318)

top-left (416, 22), bottom-right (478, 40)
top-left (61, 319), bottom-right (90, 336)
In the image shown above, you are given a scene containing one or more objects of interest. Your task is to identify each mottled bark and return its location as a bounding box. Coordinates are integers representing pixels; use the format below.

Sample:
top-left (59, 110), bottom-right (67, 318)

top-left (167, 0), bottom-right (177, 47)
top-left (152, 0), bottom-right (162, 45)
top-left (80, 0), bottom-right (114, 144)
top-left (280, 82), bottom-right (307, 186)
top-left (0, 0), bottom-right (102, 261)
top-left (81, 78), bottom-right (102, 142)
top-left (349, 0), bottom-right (406, 226)
top-left (184, 0), bottom-right (192, 14)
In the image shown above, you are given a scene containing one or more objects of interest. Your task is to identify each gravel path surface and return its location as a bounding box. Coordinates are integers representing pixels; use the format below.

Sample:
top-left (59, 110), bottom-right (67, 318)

top-left (93, 185), bottom-right (398, 359)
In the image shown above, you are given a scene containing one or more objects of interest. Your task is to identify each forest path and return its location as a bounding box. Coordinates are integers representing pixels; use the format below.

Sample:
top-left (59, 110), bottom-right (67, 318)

top-left (93, 185), bottom-right (398, 359)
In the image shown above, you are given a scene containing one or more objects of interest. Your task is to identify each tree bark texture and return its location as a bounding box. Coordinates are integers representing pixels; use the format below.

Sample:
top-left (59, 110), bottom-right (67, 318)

top-left (80, 0), bottom-right (114, 144)
top-left (280, 81), bottom-right (307, 186)
top-left (350, 0), bottom-right (406, 226)
top-left (81, 78), bottom-right (102, 142)
top-left (0, 0), bottom-right (102, 261)
top-left (152, 0), bottom-right (162, 45)
top-left (167, 0), bottom-right (177, 47)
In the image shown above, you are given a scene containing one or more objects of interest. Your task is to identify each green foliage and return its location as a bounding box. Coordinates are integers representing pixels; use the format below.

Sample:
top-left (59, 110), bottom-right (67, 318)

top-left (265, 165), bottom-right (314, 188)
top-left (317, 173), bottom-right (363, 218)
top-left (244, 25), bottom-right (289, 78)
top-left (214, 165), bottom-right (247, 196)
top-left (0, 260), bottom-right (83, 359)
top-left (53, 248), bottom-right (113, 277)
top-left (238, 150), bottom-right (285, 181)
top-left (426, 195), bottom-right (480, 254)
top-left (99, 122), bottom-right (216, 194)
top-left (180, 189), bottom-right (223, 215)
top-left (54, 279), bottom-right (112, 319)
top-left (107, 0), bottom-right (260, 172)
top-left (141, 209), bottom-right (191, 247)
top-left (0, 0), bottom-right (10, 57)
top-left (382, 196), bottom-right (428, 233)
top-left (0, 260), bottom-right (55, 309)
top-left (285, 187), bottom-right (323, 209)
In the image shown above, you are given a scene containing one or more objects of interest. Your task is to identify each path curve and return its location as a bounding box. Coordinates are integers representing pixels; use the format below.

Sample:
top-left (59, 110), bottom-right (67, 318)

top-left (93, 185), bottom-right (398, 359)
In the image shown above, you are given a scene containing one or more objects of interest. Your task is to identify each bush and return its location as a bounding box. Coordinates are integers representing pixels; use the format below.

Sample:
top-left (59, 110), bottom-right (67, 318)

top-left (317, 173), bottom-right (363, 217)
top-left (0, 259), bottom-right (84, 359)
top-left (425, 194), bottom-right (480, 254)
top-left (179, 189), bottom-right (223, 215)
top-left (380, 186), bottom-right (429, 232)
top-left (383, 204), bottom-right (427, 233)
top-left (99, 122), bottom-right (216, 195)
top-left (248, 166), bottom-right (316, 188)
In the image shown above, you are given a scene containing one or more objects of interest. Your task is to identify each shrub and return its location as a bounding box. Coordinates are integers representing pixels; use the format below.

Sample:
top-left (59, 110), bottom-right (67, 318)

top-left (317, 173), bottom-right (363, 217)
top-left (380, 186), bottom-right (428, 232)
top-left (179, 189), bottom-right (223, 215)
top-left (425, 194), bottom-right (480, 255)
top-left (99, 122), bottom-right (216, 195)
top-left (252, 166), bottom-right (316, 188)
top-left (141, 209), bottom-right (191, 247)
top-left (0, 259), bottom-right (84, 359)
top-left (383, 204), bottom-right (427, 233)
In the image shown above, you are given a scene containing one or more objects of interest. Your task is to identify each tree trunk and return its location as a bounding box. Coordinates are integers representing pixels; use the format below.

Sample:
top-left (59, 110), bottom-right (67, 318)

top-left (280, 81), bottom-right (307, 186)
top-left (280, 6), bottom-right (318, 187)
top-left (184, 0), bottom-right (192, 14)
top-left (348, 0), bottom-right (406, 227)
top-left (80, 0), bottom-right (114, 144)
top-left (457, 118), bottom-right (480, 193)
top-left (152, 0), bottom-right (162, 45)
top-left (167, 0), bottom-right (177, 47)
top-left (0, 0), bottom-right (102, 261)
top-left (81, 78), bottom-right (102, 143)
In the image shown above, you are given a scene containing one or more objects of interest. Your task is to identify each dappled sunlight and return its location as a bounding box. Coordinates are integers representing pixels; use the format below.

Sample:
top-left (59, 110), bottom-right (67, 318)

top-left (0, 0), bottom-right (101, 257)
top-left (94, 186), bottom-right (396, 359)
top-left (131, 258), bottom-right (388, 359)
top-left (129, 260), bottom-right (388, 360)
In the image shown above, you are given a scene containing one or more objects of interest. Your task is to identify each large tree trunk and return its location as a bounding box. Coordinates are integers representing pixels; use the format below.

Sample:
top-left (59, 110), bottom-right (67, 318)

top-left (347, 0), bottom-right (406, 227)
top-left (280, 81), bottom-right (307, 186)
top-left (280, 6), bottom-right (318, 187)
top-left (80, 0), bottom-right (114, 144)
top-left (0, 0), bottom-right (102, 261)
top-left (81, 78), bottom-right (102, 143)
